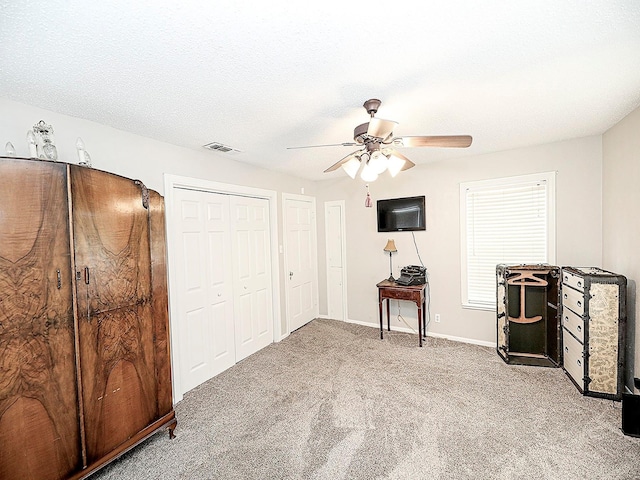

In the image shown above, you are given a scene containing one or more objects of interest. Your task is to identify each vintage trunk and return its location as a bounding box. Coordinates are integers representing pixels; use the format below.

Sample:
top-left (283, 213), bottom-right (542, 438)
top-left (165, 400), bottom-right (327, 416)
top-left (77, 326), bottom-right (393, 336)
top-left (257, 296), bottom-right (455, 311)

top-left (560, 267), bottom-right (626, 400)
top-left (0, 156), bottom-right (175, 480)
top-left (496, 264), bottom-right (561, 367)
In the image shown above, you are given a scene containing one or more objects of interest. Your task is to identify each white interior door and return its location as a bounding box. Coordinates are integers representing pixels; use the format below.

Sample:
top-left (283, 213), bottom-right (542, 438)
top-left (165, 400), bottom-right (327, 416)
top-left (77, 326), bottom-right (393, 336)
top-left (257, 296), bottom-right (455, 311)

top-left (230, 195), bottom-right (274, 361)
top-left (325, 201), bottom-right (347, 321)
top-left (284, 194), bottom-right (318, 332)
top-left (173, 188), bottom-right (236, 393)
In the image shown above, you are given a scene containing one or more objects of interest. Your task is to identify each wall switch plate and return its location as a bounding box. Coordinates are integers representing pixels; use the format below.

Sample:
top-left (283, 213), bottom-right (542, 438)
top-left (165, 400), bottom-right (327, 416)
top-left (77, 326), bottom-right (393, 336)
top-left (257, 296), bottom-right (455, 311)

top-left (435, 314), bottom-right (441, 323)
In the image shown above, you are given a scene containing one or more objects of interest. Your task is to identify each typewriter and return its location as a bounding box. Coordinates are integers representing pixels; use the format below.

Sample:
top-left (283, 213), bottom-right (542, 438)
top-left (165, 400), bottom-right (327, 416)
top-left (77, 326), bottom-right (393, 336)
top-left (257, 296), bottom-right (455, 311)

top-left (396, 265), bottom-right (427, 286)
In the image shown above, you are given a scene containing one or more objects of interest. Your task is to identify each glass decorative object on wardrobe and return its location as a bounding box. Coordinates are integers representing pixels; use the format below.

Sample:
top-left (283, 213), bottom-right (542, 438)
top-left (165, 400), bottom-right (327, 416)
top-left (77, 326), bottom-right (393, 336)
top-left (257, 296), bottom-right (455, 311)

top-left (32, 120), bottom-right (58, 161)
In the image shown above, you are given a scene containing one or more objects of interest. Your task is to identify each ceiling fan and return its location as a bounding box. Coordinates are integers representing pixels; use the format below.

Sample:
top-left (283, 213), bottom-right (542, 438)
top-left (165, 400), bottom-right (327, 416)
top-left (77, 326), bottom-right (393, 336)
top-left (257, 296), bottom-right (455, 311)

top-left (288, 99), bottom-right (472, 181)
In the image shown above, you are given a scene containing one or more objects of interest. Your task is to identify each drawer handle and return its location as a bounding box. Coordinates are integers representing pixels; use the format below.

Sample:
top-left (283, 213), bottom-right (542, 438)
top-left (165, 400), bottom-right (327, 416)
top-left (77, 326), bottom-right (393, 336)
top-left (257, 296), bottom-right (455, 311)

top-left (564, 315), bottom-right (569, 322)
top-left (577, 281), bottom-right (582, 287)
top-left (577, 359), bottom-right (582, 367)
top-left (564, 275), bottom-right (568, 282)
top-left (577, 300), bottom-right (582, 307)
top-left (577, 325), bottom-right (581, 332)
top-left (564, 293), bottom-right (568, 299)
top-left (565, 346), bottom-right (569, 352)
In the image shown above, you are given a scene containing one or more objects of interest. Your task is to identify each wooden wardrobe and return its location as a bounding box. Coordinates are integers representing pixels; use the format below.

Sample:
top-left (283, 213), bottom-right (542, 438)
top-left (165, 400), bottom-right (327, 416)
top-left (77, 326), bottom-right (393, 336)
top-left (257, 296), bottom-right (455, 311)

top-left (0, 156), bottom-right (176, 480)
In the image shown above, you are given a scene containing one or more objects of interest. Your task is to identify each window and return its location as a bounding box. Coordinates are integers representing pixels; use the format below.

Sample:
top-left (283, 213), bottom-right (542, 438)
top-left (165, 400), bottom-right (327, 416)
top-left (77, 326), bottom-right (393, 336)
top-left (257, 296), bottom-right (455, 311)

top-left (460, 172), bottom-right (556, 310)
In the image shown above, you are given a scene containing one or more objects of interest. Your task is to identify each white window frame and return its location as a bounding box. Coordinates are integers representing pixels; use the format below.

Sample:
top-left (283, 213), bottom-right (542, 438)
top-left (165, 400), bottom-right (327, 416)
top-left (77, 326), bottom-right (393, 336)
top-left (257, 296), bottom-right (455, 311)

top-left (460, 171), bottom-right (556, 310)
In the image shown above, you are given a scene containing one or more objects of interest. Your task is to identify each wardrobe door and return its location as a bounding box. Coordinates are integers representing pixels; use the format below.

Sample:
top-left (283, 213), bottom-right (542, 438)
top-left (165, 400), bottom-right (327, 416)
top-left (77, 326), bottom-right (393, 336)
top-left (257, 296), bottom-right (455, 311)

top-left (0, 159), bottom-right (81, 480)
top-left (148, 190), bottom-right (173, 416)
top-left (70, 166), bottom-right (158, 463)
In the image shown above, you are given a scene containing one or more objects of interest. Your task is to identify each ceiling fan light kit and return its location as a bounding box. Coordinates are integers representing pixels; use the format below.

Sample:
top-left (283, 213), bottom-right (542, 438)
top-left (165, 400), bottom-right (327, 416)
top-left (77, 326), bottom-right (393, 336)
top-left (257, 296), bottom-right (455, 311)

top-left (341, 157), bottom-right (361, 179)
top-left (305, 99), bottom-right (473, 181)
top-left (387, 154), bottom-right (405, 177)
top-left (360, 162), bottom-right (379, 182)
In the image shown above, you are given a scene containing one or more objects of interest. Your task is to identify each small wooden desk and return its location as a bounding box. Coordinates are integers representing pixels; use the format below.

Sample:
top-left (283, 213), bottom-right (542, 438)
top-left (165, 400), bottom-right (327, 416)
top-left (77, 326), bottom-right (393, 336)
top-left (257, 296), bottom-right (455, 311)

top-left (377, 279), bottom-right (427, 347)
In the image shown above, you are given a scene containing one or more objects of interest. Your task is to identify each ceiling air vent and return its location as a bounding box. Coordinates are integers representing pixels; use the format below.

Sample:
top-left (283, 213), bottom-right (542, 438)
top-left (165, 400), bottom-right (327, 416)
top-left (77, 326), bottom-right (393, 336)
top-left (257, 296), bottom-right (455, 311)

top-left (203, 142), bottom-right (241, 155)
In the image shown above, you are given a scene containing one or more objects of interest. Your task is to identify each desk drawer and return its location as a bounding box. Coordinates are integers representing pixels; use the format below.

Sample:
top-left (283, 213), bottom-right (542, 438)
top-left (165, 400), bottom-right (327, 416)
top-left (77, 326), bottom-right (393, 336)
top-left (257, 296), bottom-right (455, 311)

top-left (380, 287), bottom-right (420, 302)
top-left (562, 307), bottom-right (584, 343)
top-left (562, 287), bottom-right (585, 316)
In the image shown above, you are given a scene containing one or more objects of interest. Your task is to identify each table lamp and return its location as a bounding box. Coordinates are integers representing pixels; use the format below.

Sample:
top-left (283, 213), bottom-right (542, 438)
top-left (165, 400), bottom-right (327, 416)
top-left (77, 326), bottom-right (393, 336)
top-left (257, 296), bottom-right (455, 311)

top-left (383, 239), bottom-right (397, 281)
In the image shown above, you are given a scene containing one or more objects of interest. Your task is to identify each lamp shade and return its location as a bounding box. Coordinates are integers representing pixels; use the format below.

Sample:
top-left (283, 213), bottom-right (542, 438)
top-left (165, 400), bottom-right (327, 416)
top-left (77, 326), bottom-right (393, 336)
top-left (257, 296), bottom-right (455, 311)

top-left (341, 157), bottom-right (360, 179)
top-left (360, 162), bottom-right (378, 182)
top-left (387, 153), bottom-right (406, 177)
top-left (383, 239), bottom-right (397, 252)
top-left (368, 151), bottom-right (388, 174)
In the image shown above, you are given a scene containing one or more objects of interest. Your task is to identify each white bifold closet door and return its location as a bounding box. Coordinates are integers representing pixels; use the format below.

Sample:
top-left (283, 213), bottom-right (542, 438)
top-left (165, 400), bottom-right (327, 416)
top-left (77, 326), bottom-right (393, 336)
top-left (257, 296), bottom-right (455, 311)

top-left (173, 188), bottom-right (273, 394)
top-left (229, 195), bottom-right (273, 361)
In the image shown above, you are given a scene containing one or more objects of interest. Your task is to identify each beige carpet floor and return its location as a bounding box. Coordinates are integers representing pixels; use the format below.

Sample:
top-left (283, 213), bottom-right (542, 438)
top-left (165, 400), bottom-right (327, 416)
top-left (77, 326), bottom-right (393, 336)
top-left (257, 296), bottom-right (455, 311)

top-left (92, 318), bottom-right (640, 479)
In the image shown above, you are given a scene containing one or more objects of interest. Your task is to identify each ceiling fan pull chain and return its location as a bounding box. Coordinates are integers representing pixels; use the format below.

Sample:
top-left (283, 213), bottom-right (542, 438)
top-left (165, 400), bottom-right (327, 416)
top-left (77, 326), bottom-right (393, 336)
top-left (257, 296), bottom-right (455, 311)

top-left (365, 184), bottom-right (373, 208)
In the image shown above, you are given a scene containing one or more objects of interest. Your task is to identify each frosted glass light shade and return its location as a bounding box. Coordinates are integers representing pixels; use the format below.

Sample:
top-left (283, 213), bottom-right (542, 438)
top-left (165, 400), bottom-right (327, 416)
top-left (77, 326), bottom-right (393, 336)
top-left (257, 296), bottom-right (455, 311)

top-left (387, 153), bottom-right (406, 177)
top-left (360, 163), bottom-right (378, 182)
top-left (368, 151), bottom-right (388, 174)
top-left (341, 157), bottom-right (360, 179)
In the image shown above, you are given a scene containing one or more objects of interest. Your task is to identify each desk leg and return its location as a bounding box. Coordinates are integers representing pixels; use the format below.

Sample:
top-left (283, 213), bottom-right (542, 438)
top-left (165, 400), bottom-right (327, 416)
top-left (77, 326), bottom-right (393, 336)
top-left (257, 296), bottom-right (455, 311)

top-left (386, 298), bottom-right (391, 331)
top-left (422, 297), bottom-right (427, 341)
top-left (417, 303), bottom-right (423, 347)
top-left (379, 298), bottom-right (384, 340)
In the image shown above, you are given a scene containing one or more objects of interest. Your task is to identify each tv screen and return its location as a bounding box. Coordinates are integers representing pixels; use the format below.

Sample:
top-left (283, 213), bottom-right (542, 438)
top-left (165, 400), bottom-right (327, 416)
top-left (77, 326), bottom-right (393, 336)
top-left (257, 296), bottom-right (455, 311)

top-left (377, 196), bottom-right (426, 232)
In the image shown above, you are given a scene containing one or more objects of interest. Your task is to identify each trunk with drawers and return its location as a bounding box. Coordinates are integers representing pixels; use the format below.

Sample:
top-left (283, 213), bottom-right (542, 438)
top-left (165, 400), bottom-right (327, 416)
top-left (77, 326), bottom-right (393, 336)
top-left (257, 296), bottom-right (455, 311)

top-left (560, 267), bottom-right (626, 400)
top-left (496, 264), bottom-right (561, 367)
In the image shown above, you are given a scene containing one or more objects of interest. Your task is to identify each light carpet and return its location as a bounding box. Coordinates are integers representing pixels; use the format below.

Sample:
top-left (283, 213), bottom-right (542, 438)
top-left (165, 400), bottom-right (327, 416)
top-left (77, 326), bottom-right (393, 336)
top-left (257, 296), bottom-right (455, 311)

top-left (92, 318), bottom-right (640, 479)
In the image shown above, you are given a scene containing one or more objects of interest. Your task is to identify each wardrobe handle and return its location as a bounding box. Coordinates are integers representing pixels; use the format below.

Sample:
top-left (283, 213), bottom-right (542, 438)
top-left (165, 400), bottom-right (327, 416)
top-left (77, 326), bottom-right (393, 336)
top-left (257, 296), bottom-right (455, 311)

top-left (56, 269), bottom-right (62, 289)
top-left (84, 266), bottom-right (90, 285)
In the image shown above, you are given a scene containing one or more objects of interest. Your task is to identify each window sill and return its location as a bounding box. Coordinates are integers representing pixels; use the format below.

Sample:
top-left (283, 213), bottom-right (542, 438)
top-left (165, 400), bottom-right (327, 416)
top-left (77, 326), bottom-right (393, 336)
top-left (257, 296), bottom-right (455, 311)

top-left (461, 303), bottom-right (496, 312)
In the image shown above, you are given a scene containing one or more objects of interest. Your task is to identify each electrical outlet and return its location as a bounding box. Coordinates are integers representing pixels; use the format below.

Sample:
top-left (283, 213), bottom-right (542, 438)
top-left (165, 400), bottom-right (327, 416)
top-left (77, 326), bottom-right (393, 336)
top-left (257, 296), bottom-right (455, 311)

top-left (435, 314), bottom-right (441, 323)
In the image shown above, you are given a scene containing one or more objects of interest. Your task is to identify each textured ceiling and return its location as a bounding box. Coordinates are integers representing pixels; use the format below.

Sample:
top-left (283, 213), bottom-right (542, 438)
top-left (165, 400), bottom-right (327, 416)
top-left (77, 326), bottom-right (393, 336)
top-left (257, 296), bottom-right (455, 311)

top-left (1, 1), bottom-right (640, 181)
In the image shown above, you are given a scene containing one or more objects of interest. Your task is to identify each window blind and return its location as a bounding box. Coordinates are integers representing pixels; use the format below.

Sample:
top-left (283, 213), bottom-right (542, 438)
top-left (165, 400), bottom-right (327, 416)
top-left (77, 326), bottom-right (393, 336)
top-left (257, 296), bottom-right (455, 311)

top-left (462, 176), bottom-right (552, 308)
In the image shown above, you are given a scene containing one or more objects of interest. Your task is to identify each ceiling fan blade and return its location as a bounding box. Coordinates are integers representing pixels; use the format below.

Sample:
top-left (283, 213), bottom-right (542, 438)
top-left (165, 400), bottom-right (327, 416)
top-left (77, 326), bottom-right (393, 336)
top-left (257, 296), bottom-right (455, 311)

top-left (287, 142), bottom-right (358, 150)
top-left (398, 135), bottom-right (473, 148)
top-left (324, 150), bottom-right (362, 173)
top-left (367, 118), bottom-right (398, 140)
top-left (382, 148), bottom-right (416, 171)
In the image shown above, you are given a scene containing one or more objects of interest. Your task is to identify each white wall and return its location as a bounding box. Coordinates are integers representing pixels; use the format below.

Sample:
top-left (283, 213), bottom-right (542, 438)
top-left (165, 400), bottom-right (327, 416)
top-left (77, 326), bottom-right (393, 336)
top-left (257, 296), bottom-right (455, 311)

top-left (603, 104), bottom-right (640, 392)
top-left (0, 97), bottom-right (609, 348)
top-left (0, 97), bottom-right (316, 338)
top-left (316, 135), bottom-right (603, 345)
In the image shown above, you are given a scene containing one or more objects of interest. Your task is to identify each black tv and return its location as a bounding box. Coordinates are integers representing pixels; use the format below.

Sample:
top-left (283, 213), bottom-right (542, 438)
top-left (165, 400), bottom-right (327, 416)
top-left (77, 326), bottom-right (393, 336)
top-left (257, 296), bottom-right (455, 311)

top-left (377, 196), bottom-right (426, 232)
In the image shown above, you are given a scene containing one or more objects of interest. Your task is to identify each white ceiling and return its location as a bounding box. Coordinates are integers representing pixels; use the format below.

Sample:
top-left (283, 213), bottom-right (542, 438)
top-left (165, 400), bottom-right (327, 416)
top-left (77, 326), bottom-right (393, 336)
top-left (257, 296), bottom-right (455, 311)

top-left (1, 1), bottom-right (640, 181)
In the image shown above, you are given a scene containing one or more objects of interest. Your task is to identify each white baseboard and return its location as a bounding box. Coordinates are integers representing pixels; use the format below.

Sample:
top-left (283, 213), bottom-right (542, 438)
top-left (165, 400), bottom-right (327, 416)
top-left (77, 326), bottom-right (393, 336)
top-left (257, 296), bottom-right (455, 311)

top-left (324, 317), bottom-right (496, 348)
top-left (426, 331), bottom-right (496, 348)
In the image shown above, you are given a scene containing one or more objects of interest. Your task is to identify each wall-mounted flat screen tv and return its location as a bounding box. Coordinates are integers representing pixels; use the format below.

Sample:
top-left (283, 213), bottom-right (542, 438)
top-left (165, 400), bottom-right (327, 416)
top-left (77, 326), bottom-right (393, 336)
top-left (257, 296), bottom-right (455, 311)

top-left (377, 196), bottom-right (426, 232)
